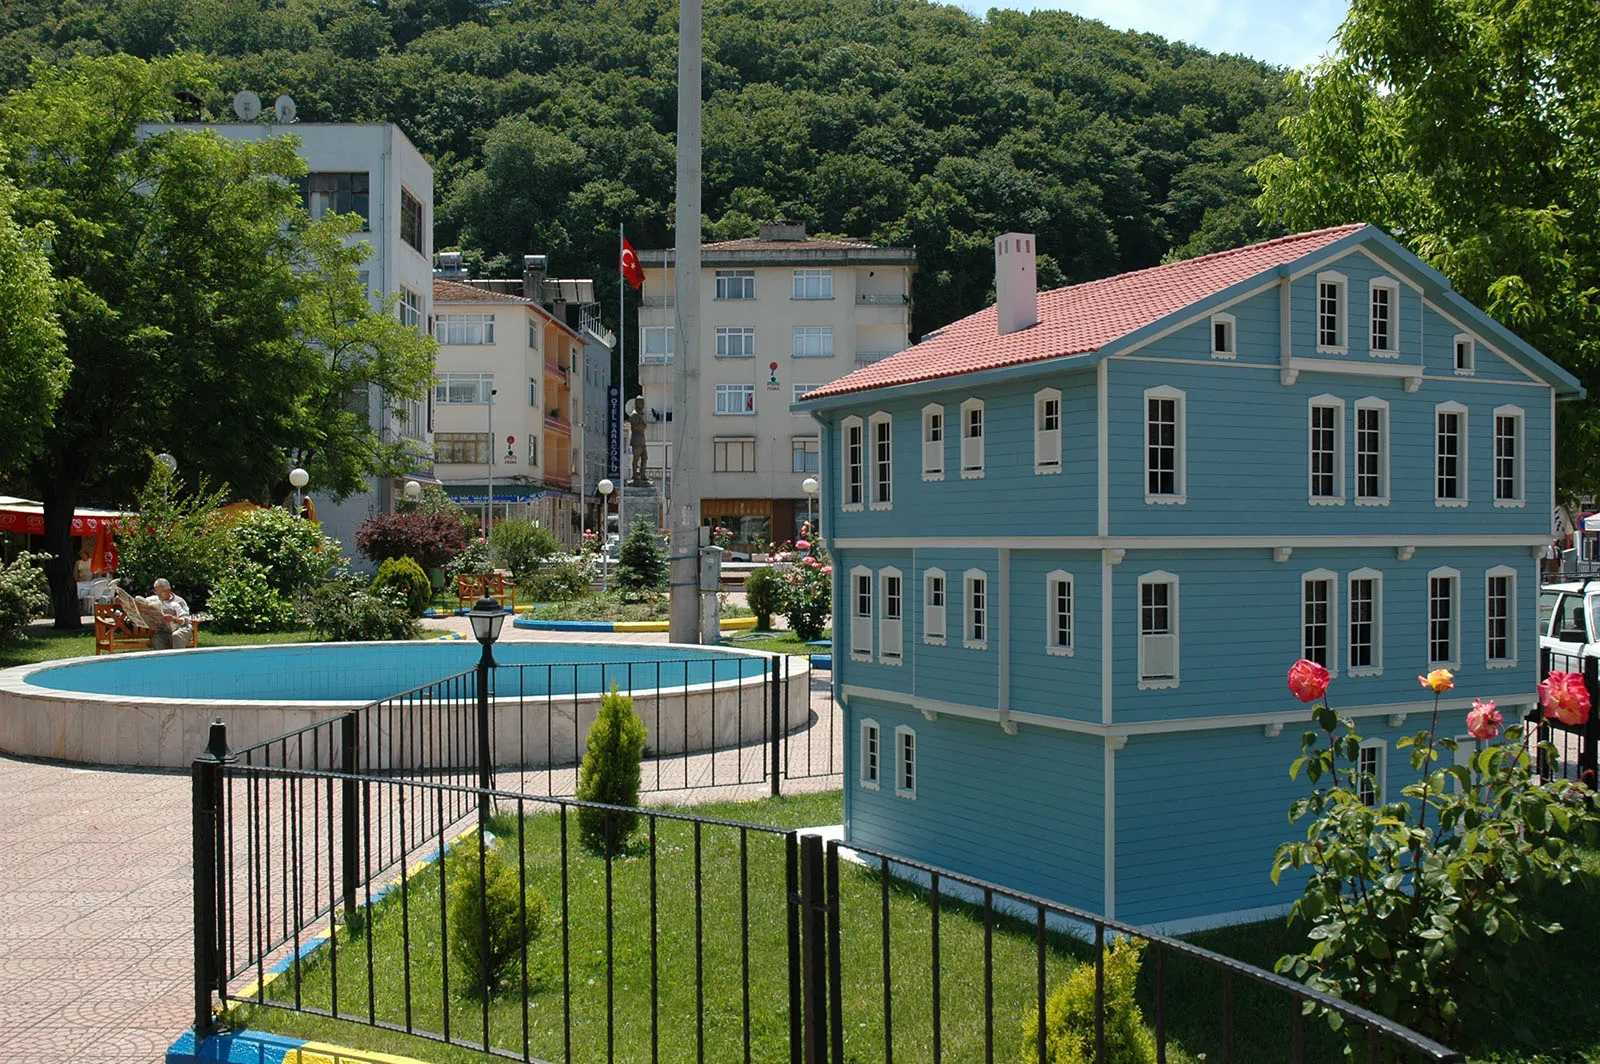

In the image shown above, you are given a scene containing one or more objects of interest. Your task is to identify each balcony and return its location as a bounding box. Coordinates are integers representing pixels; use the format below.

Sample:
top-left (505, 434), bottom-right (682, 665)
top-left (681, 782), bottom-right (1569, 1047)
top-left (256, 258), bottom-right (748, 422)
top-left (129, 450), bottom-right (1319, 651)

top-left (545, 361), bottom-right (569, 381)
top-left (544, 413), bottom-right (571, 434)
top-left (641, 294), bottom-right (674, 308)
top-left (856, 292), bottom-right (907, 306)
top-left (855, 349), bottom-right (899, 365)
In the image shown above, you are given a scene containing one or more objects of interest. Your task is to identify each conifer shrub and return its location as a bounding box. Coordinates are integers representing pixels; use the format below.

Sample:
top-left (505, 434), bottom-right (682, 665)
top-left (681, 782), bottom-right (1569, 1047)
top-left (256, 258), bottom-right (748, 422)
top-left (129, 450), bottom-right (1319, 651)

top-left (608, 518), bottom-right (667, 600)
top-left (743, 565), bottom-right (780, 630)
top-left (1024, 938), bottom-right (1155, 1064)
top-left (575, 685), bottom-right (648, 856)
top-left (445, 833), bottom-right (547, 997)
top-left (369, 556), bottom-right (432, 617)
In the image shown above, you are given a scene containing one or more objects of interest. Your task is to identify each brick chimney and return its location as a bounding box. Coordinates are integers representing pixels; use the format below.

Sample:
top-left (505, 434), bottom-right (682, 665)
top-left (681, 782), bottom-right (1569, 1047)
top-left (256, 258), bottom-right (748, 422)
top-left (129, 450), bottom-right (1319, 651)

top-left (995, 232), bottom-right (1038, 335)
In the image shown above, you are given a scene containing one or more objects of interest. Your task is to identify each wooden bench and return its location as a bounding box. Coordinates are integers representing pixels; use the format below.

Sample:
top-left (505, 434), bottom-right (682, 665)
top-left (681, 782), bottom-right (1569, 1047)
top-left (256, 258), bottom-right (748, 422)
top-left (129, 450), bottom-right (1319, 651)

top-left (93, 602), bottom-right (201, 654)
top-left (455, 572), bottom-right (516, 612)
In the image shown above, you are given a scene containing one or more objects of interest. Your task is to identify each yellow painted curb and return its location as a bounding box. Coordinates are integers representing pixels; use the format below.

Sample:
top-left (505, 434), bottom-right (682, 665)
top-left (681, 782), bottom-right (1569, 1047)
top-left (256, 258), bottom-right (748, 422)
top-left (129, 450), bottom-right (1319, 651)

top-left (289, 1041), bottom-right (439, 1064)
top-left (611, 615), bottom-right (759, 633)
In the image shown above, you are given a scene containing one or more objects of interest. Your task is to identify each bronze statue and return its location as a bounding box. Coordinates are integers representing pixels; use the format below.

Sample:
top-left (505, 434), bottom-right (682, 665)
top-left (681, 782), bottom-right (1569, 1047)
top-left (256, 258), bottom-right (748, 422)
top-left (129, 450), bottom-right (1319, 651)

top-left (627, 398), bottom-right (651, 485)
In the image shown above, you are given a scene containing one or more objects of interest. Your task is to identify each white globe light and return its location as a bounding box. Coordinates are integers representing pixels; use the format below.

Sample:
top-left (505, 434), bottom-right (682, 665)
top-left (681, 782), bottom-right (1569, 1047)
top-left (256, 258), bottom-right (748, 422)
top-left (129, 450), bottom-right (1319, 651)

top-left (802, 477), bottom-right (819, 495)
top-left (598, 479), bottom-right (615, 496)
top-left (289, 467), bottom-right (310, 489)
top-left (404, 479), bottom-right (422, 498)
top-left (155, 453), bottom-right (177, 474)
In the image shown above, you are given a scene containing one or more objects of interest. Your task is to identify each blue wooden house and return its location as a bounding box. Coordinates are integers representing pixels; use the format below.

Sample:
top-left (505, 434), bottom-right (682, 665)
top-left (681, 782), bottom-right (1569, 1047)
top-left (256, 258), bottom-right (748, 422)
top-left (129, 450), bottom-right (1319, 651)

top-left (794, 225), bottom-right (1584, 931)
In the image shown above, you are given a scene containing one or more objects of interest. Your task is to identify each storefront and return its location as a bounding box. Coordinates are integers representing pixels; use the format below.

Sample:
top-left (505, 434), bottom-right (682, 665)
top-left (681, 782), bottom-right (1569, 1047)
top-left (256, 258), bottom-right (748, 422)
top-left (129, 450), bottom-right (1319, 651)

top-left (445, 486), bottom-right (582, 549)
top-left (699, 498), bottom-right (814, 550)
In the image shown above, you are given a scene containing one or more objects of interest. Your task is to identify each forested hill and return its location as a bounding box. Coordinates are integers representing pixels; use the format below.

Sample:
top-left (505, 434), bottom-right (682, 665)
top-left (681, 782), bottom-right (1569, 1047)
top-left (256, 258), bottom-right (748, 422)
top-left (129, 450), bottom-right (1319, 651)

top-left (0, 0), bottom-right (1294, 337)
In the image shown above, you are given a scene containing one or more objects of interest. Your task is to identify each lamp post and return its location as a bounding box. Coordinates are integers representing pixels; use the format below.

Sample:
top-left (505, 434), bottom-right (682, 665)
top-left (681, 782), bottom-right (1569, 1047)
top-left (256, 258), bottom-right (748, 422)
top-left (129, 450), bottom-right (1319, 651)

top-left (403, 479), bottom-right (422, 509)
top-left (485, 387), bottom-right (498, 540)
top-left (802, 476), bottom-right (819, 536)
top-left (467, 594), bottom-right (506, 829)
top-left (597, 478), bottom-right (614, 582)
top-left (289, 467), bottom-right (309, 516)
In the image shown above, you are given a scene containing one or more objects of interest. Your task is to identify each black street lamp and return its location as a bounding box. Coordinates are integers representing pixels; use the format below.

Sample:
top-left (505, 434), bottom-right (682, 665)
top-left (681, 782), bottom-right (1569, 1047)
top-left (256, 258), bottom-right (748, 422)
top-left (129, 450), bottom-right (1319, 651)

top-left (467, 594), bottom-right (505, 828)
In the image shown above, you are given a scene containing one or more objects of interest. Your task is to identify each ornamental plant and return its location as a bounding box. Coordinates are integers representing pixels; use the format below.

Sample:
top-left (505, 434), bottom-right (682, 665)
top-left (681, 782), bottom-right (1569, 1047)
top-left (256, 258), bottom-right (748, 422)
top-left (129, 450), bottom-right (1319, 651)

top-left (776, 526), bottom-right (831, 641)
top-left (0, 551), bottom-right (49, 641)
top-left (1273, 660), bottom-right (1600, 1045)
top-left (227, 504), bottom-right (335, 595)
top-left (445, 832), bottom-right (547, 997)
top-left (575, 685), bottom-right (648, 856)
top-left (370, 555), bottom-right (432, 617)
top-left (354, 509), bottom-right (469, 572)
top-left (609, 518), bottom-right (667, 600)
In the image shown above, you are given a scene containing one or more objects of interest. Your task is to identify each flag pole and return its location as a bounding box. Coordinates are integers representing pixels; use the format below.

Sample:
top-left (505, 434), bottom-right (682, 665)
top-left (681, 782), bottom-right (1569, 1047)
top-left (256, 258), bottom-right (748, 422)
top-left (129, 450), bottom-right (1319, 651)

top-left (618, 221), bottom-right (626, 536)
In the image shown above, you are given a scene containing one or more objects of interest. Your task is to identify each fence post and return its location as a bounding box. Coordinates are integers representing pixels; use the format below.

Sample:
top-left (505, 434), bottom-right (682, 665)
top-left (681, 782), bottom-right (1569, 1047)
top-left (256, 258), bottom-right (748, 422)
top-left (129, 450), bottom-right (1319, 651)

top-left (799, 834), bottom-right (829, 1064)
top-left (191, 719), bottom-right (233, 1039)
top-left (340, 710), bottom-right (360, 918)
top-left (770, 655), bottom-right (782, 797)
top-left (1584, 656), bottom-right (1600, 783)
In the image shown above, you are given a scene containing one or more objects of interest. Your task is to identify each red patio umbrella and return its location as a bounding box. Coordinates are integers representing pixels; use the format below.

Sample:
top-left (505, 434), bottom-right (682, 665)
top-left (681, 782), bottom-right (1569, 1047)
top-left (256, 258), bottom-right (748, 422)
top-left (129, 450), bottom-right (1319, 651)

top-left (90, 521), bottom-right (117, 574)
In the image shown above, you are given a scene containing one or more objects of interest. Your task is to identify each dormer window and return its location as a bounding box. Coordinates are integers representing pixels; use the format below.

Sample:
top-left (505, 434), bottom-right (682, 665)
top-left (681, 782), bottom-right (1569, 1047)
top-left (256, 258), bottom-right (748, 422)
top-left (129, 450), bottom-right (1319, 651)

top-left (1316, 271), bottom-right (1348, 354)
top-left (1454, 334), bottom-right (1475, 374)
top-left (1210, 313), bottom-right (1236, 359)
top-left (1369, 279), bottom-right (1398, 356)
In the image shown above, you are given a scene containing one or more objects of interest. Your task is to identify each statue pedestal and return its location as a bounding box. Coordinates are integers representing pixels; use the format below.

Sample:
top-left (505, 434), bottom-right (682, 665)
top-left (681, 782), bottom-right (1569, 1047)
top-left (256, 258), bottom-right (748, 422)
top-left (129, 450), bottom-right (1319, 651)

top-left (619, 485), bottom-right (662, 535)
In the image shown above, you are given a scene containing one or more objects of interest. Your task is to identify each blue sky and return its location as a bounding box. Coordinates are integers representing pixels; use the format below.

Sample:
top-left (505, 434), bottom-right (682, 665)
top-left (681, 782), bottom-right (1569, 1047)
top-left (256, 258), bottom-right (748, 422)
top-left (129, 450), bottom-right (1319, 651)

top-left (977, 0), bottom-right (1348, 69)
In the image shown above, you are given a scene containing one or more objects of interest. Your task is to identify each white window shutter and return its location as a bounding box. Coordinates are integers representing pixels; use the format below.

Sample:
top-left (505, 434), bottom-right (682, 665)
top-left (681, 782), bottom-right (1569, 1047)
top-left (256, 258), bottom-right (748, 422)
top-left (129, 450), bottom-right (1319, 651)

top-left (962, 434), bottom-right (980, 471)
top-left (924, 436), bottom-right (941, 474)
top-left (1141, 633), bottom-right (1176, 679)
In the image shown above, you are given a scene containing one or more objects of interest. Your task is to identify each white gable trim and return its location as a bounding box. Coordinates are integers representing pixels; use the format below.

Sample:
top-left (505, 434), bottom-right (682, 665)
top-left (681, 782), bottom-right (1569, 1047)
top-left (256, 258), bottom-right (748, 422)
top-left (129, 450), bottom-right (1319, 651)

top-left (1424, 297), bottom-right (1544, 386)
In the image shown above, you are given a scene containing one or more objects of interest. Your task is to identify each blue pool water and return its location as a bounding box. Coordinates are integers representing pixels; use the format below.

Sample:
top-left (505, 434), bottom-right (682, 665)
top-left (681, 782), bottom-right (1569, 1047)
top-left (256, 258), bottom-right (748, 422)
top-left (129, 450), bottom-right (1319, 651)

top-left (26, 641), bottom-right (768, 702)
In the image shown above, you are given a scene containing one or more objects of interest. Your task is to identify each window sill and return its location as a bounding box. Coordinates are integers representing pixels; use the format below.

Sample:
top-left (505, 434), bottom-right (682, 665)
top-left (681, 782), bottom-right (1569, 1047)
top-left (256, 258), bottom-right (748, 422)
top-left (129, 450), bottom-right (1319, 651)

top-left (842, 504), bottom-right (864, 513)
top-left (1145, 494), bottom-right (1186, 506)
top-left (1138, 678), bottom-right (1180, 691)
top-left (1485, 659), bottom-right (1519, 670)
top-left (1347, 667), bottom-right (1383, 678)
top-left (1434, 498), bottom-right (1469, 509)
top-left (1454, 368), bottom-right (1476, 377)
top-left (1493, 498), bottom-right (1526, 509)
top-left (1428, 660), bottom-right (1461, 673)
top-left (961, 468), bottom-right (986, 480)
top-left (922, 471), bottom-right (945, 482)
top-left (1309, 497), bottom-right (1346, 506)
top-left (792, 353), bottom-right (837, 359)
top-left (714, 353), bottom-right (755, 359)
top-left (924, 636), bottom-right (946, 647)
top-left (894, 789), bottom-right (917, 801)
top-left (792, 296), bottom-right (836, 301)
top-left (714, 412), bottom-right (757, 417)
top-left (1210, 351), bottom-right (1236, 360)
top-left (869, 502), bottom-right (893, 512)
top-left (1046, 646), bottom-right (1074, 657)
top-left (1369, 349), bottom-right (1399, 360)
top-left (1355, 497), bottom-right (1390, 507)
top-left (878, 655), bottom-right (903, 667)
top-left (850, 651), bottom-right (873, 663)
top-left (1315, 344), bottom-right (1349, 356)
top-left (963, 641), bottom-right (988, 651)
top-left (1034, 464), bottom-right (1062, 476)
top-left (859, 780), bottom-right (879, 791)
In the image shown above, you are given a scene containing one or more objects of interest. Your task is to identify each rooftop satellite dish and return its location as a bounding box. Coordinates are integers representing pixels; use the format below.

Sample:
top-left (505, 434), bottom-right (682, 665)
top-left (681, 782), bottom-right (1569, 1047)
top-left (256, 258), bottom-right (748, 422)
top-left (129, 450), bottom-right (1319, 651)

top-left (232, 90), bottom-right (261, 121)
top-left (274, 94), bottom-right (297, 124)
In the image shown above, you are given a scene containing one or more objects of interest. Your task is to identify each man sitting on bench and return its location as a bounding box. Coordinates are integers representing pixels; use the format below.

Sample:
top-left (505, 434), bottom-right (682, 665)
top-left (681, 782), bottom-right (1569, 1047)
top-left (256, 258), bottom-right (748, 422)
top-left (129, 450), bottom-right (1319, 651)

top-left (148, 578), bottom-right (194, 649)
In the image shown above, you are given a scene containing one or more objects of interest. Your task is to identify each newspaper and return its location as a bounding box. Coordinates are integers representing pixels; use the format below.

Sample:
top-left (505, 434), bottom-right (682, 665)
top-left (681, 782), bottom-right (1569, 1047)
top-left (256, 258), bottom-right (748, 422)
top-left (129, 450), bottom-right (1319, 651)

top-left (112, 586), bottom-right (167, 630)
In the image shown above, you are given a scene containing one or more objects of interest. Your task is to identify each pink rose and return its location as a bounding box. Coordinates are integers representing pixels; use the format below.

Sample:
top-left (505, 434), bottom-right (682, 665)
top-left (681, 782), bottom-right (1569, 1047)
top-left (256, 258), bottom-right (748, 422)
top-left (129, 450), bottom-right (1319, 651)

top-left (1466, 699), bottom-right (1502, 740)
top-left (1540, 672), bottom-right (1592, 727)
top-left (795, 539), bottom-right (811, 551)
top-left (805, 556), bottom-right (820, 567)
top-left (1287, 659), bottom-right (1331, 703)
top-left (821, 565), bottom-right (832, 575)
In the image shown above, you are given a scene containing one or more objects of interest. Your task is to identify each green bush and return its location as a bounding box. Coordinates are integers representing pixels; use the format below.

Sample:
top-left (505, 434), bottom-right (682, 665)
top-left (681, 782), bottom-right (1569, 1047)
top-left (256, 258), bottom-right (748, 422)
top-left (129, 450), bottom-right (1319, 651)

top-left (519, 560), bottom-right (588, 603)
top-left (207, 563), bottom-right (298, 633)
top-left (744, 566), bottom-right (780, 630)
top-left (115, 462), bottom-right (234, 609)
top-left (0, 551), bottom-right (49, 641)
top-left (609, 519), bottom-right (667, 600)
top-left (490, 519), bottom-right (561, 582)
top-left (446, 537), bottom-right (493, 582)
top-left (445, 833), bottom-right (547, 997)
top-left (228, 505), bottom-right (336, 595)
top-left (302, 581), bottom-right (418, 641)
top-left (1024, 938), bottom-right (1154, 1064)
top-left (575, 685), bottom-right (648, 856)
top-left (371, 556), bottom-right (432, 617)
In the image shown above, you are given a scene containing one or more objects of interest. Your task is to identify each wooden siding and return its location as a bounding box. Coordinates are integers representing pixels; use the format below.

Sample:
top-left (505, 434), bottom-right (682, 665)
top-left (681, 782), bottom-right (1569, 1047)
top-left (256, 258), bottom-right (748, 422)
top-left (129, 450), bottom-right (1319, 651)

top-left (1009, 550), bottom-right (1103, 722)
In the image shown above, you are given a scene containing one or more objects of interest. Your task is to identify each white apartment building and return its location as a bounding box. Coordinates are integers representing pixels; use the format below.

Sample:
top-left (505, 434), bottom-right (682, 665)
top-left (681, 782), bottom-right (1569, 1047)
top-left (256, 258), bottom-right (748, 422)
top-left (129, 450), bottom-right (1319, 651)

top-left (636, 222), bottom-right (915, 545)
top-left (431, 280), bottom-right (585, 545)
top-left (137, 117), bottom-right (435, 553)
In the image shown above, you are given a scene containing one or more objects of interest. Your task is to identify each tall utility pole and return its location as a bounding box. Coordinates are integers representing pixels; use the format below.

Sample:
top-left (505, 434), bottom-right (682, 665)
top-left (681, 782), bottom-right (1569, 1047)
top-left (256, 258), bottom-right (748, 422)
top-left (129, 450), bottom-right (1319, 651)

top-left (669, 0), bottom-right (703, 644)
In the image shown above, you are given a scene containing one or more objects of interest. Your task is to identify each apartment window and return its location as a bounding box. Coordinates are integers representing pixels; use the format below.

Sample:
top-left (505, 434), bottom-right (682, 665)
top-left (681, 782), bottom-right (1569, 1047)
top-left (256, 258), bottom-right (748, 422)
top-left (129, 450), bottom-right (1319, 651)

top-left (859, 719), bottom-right (880, 789)
top-left (303, 172), bottom-right (369, 227)
top-left (1308, 396), bottom-right (1344, 503)
top-left (1428, 567), bottom-right (1460, 668)
top-left (850, 567), bottom-right (873, 660)
top-left (527, 434), bottom-right (538, 465)
top-left (964, 569), bottom-right (988, 649)
top-left (434, 432), bottom-right (489, 464)
top-left (399, 286), bottom-right (421, 329)
top-left (1369, 280), bottom-right (1398, 355)
top-left (1302, 569), bottom-right (1337, 674)
top-left (922, 404), bottom-right (945, 480)
top-left (400, 187), bottom-right (425, 253)
top-left (1486, 566), bottom-right (1516, 667)
top-left (1347, 569), bottom-right (1383, 676)
top-left (1354, 398), bottom-right (1389, 505)
top-left (1210, 313), bottom-right (1236, 358)
top-left (1454, 333), bottom-right (1475, 374)
top-left (869, 413), bottom-right (893, 509)
top-left (1357, 740), bottom-right (1385, 807)
top-left (1047, 570), bottom-right (1074, 656)
top-left (715, 384), bottom-right (755, 415)
top-left (791, 436), bottom-right (819, 474)
top-left (1435, 403), bottom-right (1468, 506)
top-left (713, 437), bottom-right (756, 473)
top-left (1034, 388), bottom-right (1062, 473)
top-left (793, 327), bottom-right (834, 358)
top-left (1316, 271), bottom-right (1347, 352)
top-left (960, 398), bottom-right (985, 479)
top-left (528, 318), bottom-right (542, 353)
top-left (793, 384), bottom-right (819, 410)
top-left (526, 377), bottom-right (539, 408)
top-left (880, 568), bottom-right (903, 664)
top-left (715, 327), bottom-right (756, 358)
top-left (924, 569), bottom-right (946, 645)
top-left (1138, 571), bottom-right (1179, 689)
top-left (793, 269), bottom-right (833, 300)
top-left (434, 372), bottom-right (494, 405)
top-left (436, 314), bottom-right (495, 346)
top-left (715, 270), bottom-right (755, 300)
top-left (1493, 406), bottom-right (1524, 506)
top-left (894, 726), bottom-right (917, 799)
top-left (1144, 386), bottom-right (1185, 502)
top-left (842, 416), bottom-right (864, 510)
top-left (641, 326), bottom-right (675, 364)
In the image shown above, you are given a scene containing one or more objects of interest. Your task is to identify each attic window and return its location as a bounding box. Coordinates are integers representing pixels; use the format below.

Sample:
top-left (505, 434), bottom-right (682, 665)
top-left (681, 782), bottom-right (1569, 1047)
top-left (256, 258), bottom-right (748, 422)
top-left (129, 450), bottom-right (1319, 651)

top-left (1210, 313), bottom-right (1236, 359)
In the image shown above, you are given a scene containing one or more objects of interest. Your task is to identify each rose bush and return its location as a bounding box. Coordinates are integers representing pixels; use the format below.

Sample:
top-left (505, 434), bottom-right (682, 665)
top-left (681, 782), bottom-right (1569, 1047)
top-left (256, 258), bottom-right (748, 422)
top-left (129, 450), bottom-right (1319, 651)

top-left (776, 525), bottom-right (831, 641)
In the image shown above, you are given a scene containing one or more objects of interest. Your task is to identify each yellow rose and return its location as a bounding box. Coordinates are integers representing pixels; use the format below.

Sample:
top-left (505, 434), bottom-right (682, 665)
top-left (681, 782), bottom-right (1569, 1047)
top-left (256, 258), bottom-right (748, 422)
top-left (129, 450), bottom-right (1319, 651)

top-left (1417, 668), bottom-right (1454, 693)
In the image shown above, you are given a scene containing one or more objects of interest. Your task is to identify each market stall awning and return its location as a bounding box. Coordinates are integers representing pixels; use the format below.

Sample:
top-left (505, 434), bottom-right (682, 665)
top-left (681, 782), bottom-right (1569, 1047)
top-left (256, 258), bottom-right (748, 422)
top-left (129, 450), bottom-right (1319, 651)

top-left (0, 496), bottom-right (127, 536)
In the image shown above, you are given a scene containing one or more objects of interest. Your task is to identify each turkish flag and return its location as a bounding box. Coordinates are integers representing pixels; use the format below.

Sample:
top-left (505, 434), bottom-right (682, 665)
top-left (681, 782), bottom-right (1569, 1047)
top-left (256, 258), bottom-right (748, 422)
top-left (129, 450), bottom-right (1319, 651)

top-left (620, 237), bottom-right (645, 289)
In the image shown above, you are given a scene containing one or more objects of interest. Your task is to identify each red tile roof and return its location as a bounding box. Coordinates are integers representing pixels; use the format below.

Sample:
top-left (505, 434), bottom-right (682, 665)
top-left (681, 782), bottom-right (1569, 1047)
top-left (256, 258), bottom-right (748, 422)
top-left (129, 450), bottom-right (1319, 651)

top-left (701, 236), bottom-right (880, 251)
top-left (433, 279), bottom-right (534, 304)
top-left (805, 224), bottom-right (1368, 400)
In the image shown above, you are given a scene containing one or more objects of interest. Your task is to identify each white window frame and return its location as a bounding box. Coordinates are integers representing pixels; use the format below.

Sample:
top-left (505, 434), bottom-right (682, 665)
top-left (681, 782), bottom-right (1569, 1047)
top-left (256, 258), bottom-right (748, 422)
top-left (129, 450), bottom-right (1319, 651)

top-left (1485, 565), bottom-right (1518, 669)
top-left (1492, 405), bottom-right (1525, 508)
top-left (1137, 570), bottom-right (1180, 690)
top-left (793, 269), bottom-right (834, 300)
top-left (960, 398), bottom-right (985, 479)
top-left (1046, 569), bottom-right (1074, 657)
top-left (963, 569), bottom-right (988, 650)
top-left (714, 327), bottom-right (756, 358)
top-left (434, 372), bottom-right (495, 405)
top-left (399, 286), bottom-right (422, 329)
top-left (793, 384), bottom-right (820, 412)
top-left (850, 566), bottom-right (874, 661)
top-left (436, 313), bottom-right (496, 346)
top-left (1315, 270), bottom-right (1348, 354)
top-left (790, 435), bottom-right (819, 475)
top-left (527, 316), bottom-right (542, 353)
top-left (1346, 568), bottom-right (1384, 677)
top-left (868, 412), bottom-right (893, 510)
top-left (715, 384), bottom-right (756, 416)
top-left (879, 567), bottom-right (904, 665)
top-left (1353, 397), bottom-right (1390, 506)
top-left (859, 718), bottom-right (880, 790)
top-left (923, 568), bottom-right (947, 646)
top-left (712, 436), bottom-right (757, 473)
top-left (1301, 568), bottom-right (1339, 677)
top-left (922, 404), bottom-right (945, 481)
top-left (1434, 401), bottom-right (1469, 507)
top-left (842, 416), bottom-right (864, 511)
top-left (1427, 566), bottom-right (1461, 670)
top-left (1453, 333), bottom-right (1476, 375)
top-left (1034, 388), bottom-right (1063, 474)
top-left (1368, 278), bottom-right (1399, 357)
top-left (793, 326), bottom-right (835, 358)
top-left (714, 270), bottom-right (755, 300)
top-left (894, 725), bottom-right (917, 799)
top-left (1357, 739), bottom-right (1386, 807)
top-left (1144, 386), bottom-right (1186, 504)
top-left (1209, 312), bottom-right (1236, 359)
top-left (1307, 395), bottom-right (1346, 504)
top-left (641, 325), bottom-right (675, 364)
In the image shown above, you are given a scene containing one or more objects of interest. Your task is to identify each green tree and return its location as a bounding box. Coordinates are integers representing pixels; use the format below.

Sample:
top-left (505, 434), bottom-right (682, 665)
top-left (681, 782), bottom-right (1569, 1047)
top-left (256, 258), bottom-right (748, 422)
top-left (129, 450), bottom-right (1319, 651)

top-left (574, 685), bottom-right (648, 856)
top-left (609, 518), bottom-right (666, 600)
top-left (1253, 0), bottom-right (1600, 494)
top-left (0, 171), bottom-right (67, 477)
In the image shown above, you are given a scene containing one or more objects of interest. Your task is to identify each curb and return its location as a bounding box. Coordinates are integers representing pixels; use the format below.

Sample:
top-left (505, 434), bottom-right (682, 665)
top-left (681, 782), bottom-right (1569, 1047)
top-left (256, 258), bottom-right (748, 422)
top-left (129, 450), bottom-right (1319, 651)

top-left (167, 1028), bottom-right (436, 1064)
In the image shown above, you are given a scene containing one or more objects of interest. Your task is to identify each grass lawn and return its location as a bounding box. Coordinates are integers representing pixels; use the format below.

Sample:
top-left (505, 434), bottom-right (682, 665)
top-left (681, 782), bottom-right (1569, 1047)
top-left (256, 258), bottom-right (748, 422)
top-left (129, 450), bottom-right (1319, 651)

top-left (531, 592), bottom-right (752, 623)
top-left (0, 625), bottom-right (321, 670)
top-left (725, 628), bottom-right (831, 656)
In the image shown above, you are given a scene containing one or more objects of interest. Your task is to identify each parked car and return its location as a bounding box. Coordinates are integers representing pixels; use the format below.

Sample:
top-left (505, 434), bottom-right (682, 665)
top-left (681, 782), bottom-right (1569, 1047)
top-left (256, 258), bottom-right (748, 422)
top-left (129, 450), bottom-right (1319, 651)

top-left (1539, 580), bottom-right (1598, 670)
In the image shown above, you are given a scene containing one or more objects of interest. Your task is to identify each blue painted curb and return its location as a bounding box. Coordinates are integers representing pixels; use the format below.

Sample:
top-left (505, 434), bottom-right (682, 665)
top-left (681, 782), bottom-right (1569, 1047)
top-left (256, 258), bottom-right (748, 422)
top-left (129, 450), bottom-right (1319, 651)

top-left (167, 1028), bottom-right (305, 1063)
top-left (812, 654), bottom-right (832, 670)
top-left (513, 617), bottom-right (617, 631)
